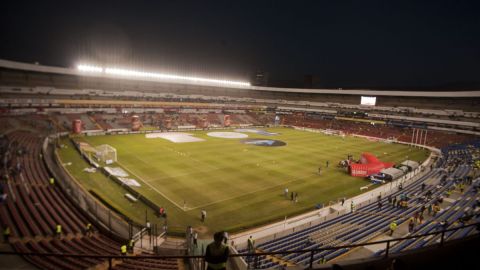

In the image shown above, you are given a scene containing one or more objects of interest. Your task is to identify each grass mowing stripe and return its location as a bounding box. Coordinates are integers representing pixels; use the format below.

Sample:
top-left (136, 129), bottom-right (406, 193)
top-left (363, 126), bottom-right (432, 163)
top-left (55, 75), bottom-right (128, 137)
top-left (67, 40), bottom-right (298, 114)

top-left (68, 128), bottom-right (429, 234)
top-left (116, 159), bottom-right (187, 211)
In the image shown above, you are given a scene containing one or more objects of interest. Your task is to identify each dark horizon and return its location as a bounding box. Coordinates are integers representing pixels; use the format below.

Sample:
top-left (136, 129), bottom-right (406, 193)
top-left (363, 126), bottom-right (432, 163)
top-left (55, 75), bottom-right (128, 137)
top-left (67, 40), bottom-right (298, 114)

top-left (1, 0), bottom-right (479, 90)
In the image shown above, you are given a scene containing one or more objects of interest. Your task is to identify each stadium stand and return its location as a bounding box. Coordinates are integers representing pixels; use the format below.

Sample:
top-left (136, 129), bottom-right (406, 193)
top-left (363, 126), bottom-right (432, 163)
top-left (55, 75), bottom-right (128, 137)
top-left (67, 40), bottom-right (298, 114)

top-left (237, 141), bottom-right (479, 269)
top-left (0, 130), bottom-right (179, 270)
top-left (0, 59), bottom-right (479, 269)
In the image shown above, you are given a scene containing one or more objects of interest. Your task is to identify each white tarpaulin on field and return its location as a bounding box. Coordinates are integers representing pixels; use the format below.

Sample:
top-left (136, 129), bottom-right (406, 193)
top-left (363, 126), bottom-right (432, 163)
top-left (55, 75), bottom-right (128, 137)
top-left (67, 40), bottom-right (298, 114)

top-left (207, 132), bottom-right (248, 139)
top-left (117, 177), bottom-right (141, 187)
top-left (104, 167), bottom-right (129, 177)
top-left (146, 132), bottom-right (204, 143)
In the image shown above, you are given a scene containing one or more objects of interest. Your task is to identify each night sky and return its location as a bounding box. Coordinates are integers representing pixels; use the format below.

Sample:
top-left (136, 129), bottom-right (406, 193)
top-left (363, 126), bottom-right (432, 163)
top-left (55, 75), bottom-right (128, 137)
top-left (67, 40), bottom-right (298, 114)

top-left (1, 0), bottom-right (479, 89)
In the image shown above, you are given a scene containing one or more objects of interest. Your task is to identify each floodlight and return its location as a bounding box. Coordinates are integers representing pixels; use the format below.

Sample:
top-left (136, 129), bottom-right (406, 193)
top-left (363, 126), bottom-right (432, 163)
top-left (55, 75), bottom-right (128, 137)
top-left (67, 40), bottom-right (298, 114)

top-left (77, 65), bottom-right (103, 72)
top-left (77, 64), bottom-right (250, 87)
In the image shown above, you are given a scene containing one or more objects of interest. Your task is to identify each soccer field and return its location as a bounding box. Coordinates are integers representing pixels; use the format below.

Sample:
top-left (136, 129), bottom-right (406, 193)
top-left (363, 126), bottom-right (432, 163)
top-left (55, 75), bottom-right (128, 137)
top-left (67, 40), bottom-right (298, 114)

top-left (60, 127), bottom-right (429, 234)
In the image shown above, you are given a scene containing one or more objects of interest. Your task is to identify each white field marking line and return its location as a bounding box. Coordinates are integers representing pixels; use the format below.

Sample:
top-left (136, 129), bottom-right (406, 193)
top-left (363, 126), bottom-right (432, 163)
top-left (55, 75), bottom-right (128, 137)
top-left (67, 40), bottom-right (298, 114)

top-left (161, 145), bottom-right (221, 171)
top-left (120, 146), bottom-right (222, 182)
top-left (148, 155), bottom-right (300, 184)
top-left (146, 157), bottom-right (289, 183)
top-left (187, 173), bottom-right (316, 211)
top-left (115, 160), bottom-right (187, 211)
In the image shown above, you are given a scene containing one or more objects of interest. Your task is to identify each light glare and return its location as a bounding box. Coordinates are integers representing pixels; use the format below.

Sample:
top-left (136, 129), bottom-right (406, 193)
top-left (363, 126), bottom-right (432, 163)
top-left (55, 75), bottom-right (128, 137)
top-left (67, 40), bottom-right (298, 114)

top-left (77, 65), bottom-right (103, 72)
top-left (77, 64), bottom-right (250, 87)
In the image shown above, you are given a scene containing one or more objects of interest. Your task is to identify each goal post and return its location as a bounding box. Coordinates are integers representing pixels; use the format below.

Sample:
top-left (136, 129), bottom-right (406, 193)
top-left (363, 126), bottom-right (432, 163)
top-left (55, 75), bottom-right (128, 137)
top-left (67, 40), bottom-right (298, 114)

top-left (95, 144), bottom-right (117, 164)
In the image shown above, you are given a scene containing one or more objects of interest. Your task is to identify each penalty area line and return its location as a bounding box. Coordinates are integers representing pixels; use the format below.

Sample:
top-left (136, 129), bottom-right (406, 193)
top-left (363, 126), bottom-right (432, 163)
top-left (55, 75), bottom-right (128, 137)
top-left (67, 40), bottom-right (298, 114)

top-left (116, 160), bottom-right (188, 211)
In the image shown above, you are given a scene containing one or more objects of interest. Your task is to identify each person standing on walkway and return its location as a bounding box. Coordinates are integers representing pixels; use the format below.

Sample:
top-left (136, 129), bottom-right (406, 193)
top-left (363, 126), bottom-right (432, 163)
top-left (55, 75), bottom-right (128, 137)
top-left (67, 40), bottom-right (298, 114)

top-left (193, 232), bottom-right (198, 247)
top-left (201, 209), bottom-right (207, 222)
top-left (389, 220), bottom-right (397, 236)
top-left (284, 188), bottom-right (288, 199)
top-left (351, 201), bottom-right (355, 213)
top-left (247, 235), bottom-right (255, 253)
top-left (205, 232), bottom-right (229, 270)
top-left (128, 239), bottom-right (134, 253)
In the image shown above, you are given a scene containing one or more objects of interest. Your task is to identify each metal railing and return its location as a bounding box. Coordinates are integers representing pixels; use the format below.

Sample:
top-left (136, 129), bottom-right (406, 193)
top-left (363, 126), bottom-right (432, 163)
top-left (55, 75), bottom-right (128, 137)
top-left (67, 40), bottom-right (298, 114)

top-left (1, 222), bottom-right (478, 270)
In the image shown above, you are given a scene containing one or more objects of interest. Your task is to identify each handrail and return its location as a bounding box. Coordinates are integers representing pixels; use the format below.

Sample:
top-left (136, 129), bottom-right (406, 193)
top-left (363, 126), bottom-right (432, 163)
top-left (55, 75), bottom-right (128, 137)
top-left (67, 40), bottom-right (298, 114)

top-left (1, 222), bottom-right (478, 261)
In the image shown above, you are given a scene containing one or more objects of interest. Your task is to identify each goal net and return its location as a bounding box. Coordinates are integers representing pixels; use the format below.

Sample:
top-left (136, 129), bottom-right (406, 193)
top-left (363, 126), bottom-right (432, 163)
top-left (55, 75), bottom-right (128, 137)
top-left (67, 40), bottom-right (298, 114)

top-left (95, 144), bottom-right (117, 164)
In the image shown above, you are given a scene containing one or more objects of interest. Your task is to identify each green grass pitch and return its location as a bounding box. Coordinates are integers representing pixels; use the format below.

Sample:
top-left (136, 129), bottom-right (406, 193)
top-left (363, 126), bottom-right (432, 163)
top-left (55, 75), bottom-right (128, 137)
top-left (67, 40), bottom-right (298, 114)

top-left (58, 127), bottom-right (429, 235)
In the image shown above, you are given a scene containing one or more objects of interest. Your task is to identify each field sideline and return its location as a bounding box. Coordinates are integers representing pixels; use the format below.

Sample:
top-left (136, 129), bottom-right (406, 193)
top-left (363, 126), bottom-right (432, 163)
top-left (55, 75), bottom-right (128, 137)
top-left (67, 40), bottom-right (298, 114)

top-left (59, 127), bottom-right (429, 235)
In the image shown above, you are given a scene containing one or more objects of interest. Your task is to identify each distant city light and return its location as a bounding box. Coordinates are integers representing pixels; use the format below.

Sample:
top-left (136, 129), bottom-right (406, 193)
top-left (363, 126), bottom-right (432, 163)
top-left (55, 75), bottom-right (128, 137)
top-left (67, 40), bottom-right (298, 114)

top-left (77, 64), bottom-right (250, 87)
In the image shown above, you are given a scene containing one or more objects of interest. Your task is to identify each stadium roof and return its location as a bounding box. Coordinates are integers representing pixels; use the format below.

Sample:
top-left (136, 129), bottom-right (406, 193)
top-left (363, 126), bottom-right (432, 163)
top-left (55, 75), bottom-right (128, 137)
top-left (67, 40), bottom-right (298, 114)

top-left (1, 58), bottom-right (480, 98)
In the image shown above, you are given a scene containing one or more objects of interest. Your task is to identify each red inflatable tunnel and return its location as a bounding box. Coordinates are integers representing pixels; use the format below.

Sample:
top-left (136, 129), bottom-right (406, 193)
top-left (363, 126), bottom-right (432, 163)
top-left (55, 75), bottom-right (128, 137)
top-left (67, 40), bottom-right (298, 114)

top-left (349, 152), bottom-right (394, 177)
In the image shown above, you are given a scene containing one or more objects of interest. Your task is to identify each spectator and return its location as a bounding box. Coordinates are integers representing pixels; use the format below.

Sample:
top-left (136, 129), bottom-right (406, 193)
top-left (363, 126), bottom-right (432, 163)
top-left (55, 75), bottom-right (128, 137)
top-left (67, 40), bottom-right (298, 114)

top-left (85, 223), bottom-right (93, 237)
top-left (433, 204), bottom-right (441, 216)
top-left (55, 224), bottom-right (62, 239)
top-left (413, 212), bottom-right (419, 223)
top-left (389, 220), bottom-right (397, 236)
top-left (223, 231), bottom-right (229, 245)
top-left (205, 232), bottom-right (229, 270)
top-left (146, 221), bottom-right (151, 235)
top-left (201, 209), bottom-right (207, 222)
top-left (440, 219), bottom-right (449, 231)
top-left (408, 218), bottom-right (415, 233)
top-left (128, 239), bottom-right (134, 253)
top-left (420, 205), bottom-right (426, 215)
top-left (3, 225), bottom-right (10, 243)
top-left (247, 235), bottom-right (255, 253)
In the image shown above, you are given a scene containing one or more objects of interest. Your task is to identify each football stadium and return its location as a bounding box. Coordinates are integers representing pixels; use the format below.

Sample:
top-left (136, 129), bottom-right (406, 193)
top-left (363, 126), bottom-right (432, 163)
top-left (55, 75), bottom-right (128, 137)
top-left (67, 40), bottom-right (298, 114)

top-left (1, 2), bottom-right (480, 270)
